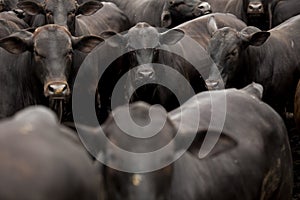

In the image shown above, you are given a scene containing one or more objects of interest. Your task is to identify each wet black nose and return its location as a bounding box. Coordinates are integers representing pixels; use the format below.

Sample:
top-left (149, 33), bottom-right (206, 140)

top-left (136, 69), bottom-right (155, 82)
top-left (205, 79), bottom-right (219, 90)
top-left (198, 2), bottom-right (212, 14)
top-left (248, 2), bottom-right (263, 13)
top-left (45, 82), bottom-right (70, 96)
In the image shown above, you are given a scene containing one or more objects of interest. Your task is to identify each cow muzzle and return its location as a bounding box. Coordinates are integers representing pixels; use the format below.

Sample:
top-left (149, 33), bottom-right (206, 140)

top-left (195, 2), bottom-right (212, 16)
top-left (247, 2), bottom-right (264, 15)
top-left (44, 81), bottom-right (70, 98)
top-left (135, 68), bottom-right (156, 85)
top-left (205, 79), bottom-right (219, 90)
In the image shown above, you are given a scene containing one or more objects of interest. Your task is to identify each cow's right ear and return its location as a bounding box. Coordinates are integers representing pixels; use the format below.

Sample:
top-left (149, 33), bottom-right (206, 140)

top-left (17, 1), bottom-right (44, 15)
top-left (0, 36), bottom-right (32, 54)
top-left (100, 31), bottom-right (125, 48)
top-left (207, 16), bottom-right (218, 37)
top-left (175, 129), bottom-right (237, 159)
top-left (76, 1), bottom-right (103, 16)
top-left (72, 35), bottom-right (104, 53)
top-left (241, 82), bottom-right (263, 100)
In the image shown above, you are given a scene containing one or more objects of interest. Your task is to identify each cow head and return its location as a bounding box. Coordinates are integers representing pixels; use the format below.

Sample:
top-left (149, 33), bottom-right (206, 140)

top-left (74, 101), bottom-right (237, 199)
top-left (103, 23), bottom-right (184, 102)
top-left (161, 0), bottom-right (212, 27)
top-left (0, 24), bottom-right (103, 100)
top-left (102, 102), bottom-right (175, 200)
top-left (17, 0), bottom-right (103, 34)
top-left (207, 17), bottom-right (270, 87)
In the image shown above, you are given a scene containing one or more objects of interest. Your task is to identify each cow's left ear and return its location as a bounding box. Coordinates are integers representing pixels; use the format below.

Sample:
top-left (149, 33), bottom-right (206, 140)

top-left (243, 31), bottom-right (270, 46)
top-left (76, 1), bottom-right (103, 16)
top-left (17, 1), bottom-right (44, 15)
top-left (72, 35), bottom-right (104, 53)
top-left (160, 29), bottom-right (185, 45)
top-left (0, 35), bottom-right (32, 54)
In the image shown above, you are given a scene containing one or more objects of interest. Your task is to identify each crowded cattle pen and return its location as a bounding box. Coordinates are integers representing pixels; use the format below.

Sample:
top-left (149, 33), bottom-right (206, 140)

top-left (0, 0), bottom-right (300, 199)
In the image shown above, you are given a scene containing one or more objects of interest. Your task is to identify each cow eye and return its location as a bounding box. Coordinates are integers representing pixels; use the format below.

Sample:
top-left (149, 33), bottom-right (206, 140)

top-left (34, 50), bottom-right (45, 59)
top-left (46, 10), bottom-right (53, 15)
top-left (129, 50), bottom-right (136, 56)
top-left (226, 48), bottom-right (238, 60)
top-left (68, 10), bottom-right (75, 16)
top-left (230, 49), bottom-right (238, 56)
top-left (66, 50), bottom-right (73, 56)
top-left (153, 49), bottom-right (159, 56)
top-left (170, 0), bottom-right (184, 6)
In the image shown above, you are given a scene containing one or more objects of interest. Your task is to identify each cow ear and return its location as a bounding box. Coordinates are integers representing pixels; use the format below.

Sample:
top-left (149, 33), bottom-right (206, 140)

top-left (100, 31), bottom-right (125, 48)
top-left (76, 1), bottom-right (103, 16)
top-left (248, 31), bottom-right (270, 46)
top-left (207, 16), bottom-right (218, 37)
top-left (0, 36), bottom-right (32, 54)
top-left (160, 29), bottom-right (184, 45)
top-left (17, 1), bottom-right (44, 15)
top-left (72, 35), bottom-right (104, 53)
top-left (175, 129), bottom-right (237, 159)
top-left (241, 82), bottom-right (263, 100)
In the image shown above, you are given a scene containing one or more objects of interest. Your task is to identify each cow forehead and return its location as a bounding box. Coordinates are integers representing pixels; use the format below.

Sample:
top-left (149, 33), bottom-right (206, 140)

top-left (210, 28), bottom-right (240, 49)
top-left (127, 27), bottom-right (160, 49)
top-left (45, 0), bottom-right (76, 10)
top-left (34, 26), bottom-right (71, 44)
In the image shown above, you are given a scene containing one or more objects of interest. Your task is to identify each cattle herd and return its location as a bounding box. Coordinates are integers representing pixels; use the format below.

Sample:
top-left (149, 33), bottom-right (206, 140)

top-left (0, 0), bottom-right (300, 199)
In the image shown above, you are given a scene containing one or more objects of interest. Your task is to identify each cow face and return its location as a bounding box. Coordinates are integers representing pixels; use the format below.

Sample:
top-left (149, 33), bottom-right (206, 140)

top-left (207, 17), bottom-right (270, 87)
top-left (17, 0), bottom-right (103, 34)
top-left (102, 102), bottom-right (176, 200)
top-left (0, 25), bottom-right (103, 99)
top-left (105, 23), bottom-right (184, 100)
top-left (162, 0), bottom-right (212, 27)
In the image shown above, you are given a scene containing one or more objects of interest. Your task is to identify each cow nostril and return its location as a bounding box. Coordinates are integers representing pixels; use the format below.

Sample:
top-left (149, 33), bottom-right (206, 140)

top-left (137, 70), bottom-right (155, 80)
top-left (249, 5), bottom-right (254, 10)
top-left (47, 84), bottom-right (68, 95)
top-left (199, 6), bottom-right (204, 9)
top-left (258, 5), bottom-right (262, 9)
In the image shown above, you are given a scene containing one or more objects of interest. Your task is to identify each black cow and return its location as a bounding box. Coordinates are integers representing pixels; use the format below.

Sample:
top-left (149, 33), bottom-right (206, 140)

top-left (175, 13), bottom-right (247, 49)
top-left (0, 24), bottom-right (102, 119)
top-left (74, 2), bottom-right (130, 36)
top-left (206, 0), bottom-right (271, 30)
top-left (172, 13), bottom-right (246, 89)
top-left (207, 15), bottom-right (300, 114)
top-left (17, 0), bottom-right (105, 34)
top-left (0, 106), bottom-right (103, 200)
top-left (103, 0), bottom-right (212, 28)
top-left (76, 83), bottom-right (292, 200)
top-left (74, 22), bottom-right (210, 124)
top-left (272, 0), bottom-right (300, 27)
